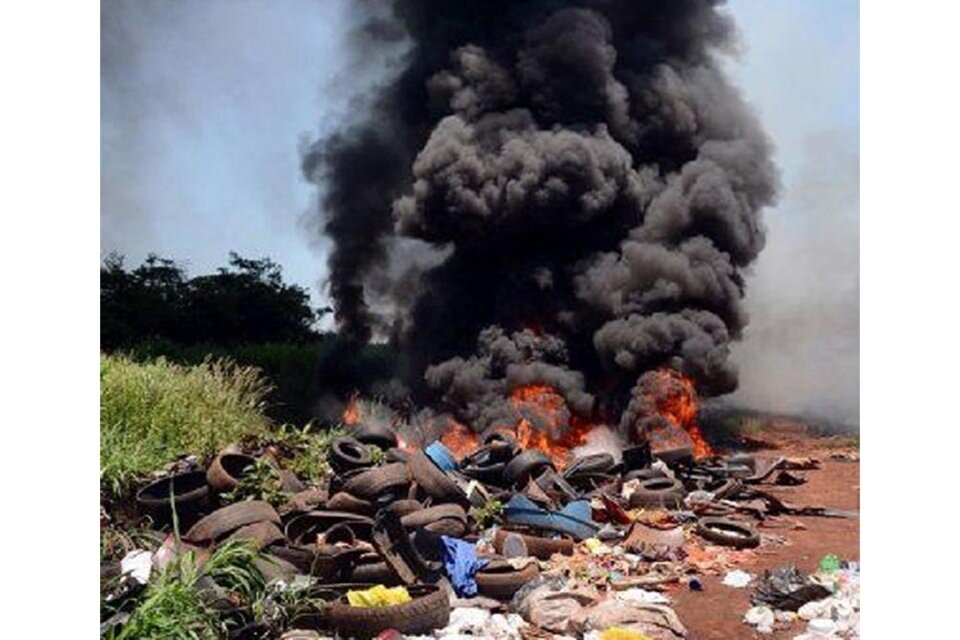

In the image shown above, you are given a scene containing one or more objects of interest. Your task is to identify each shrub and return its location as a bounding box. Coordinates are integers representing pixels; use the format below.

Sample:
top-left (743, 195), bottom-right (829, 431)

top-left (100, 354), bottom-right (273, 496)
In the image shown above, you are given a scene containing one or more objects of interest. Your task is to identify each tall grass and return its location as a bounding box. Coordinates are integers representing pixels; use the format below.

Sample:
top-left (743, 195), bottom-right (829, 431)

top-left (100, 354), bottom-right (273, 496)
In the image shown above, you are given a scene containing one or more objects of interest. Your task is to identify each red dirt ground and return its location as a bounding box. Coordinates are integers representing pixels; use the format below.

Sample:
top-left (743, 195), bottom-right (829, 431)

top-left (671, 425), bottom-right (860, 640)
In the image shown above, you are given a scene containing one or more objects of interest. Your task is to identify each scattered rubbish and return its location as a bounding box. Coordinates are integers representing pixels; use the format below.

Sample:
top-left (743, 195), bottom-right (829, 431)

top-left (103, 398), bottom-right (853, 640)
top-left (441, 536), bottom-right (489, 597)
top-left (744, 605), bottom-right (775, 634)
top-left (347, 584), bottom-right (412, 607)
top-left (722, 570), bottom-right (752, 588)
top-left (119, 549), bottom-right (152, 586)
top-left (818, 554), bottom-right (842, 574)
top-left (752, 566), bottom-right (832, 611)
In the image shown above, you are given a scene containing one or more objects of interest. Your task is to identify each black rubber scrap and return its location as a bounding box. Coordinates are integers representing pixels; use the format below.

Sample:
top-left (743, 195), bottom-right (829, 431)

top-left (328, 437), bottom-right (374, 474)
top-left (629, 477), bottom-right (686, 508)
top-left (475, 560), bottom-right (540, 600)
top-left (752, 565), bottom-right (832, 610)
top-left (695, 517), bottom-right (761, 549)
top-left (326, 584), bottom-right (450, 639)
top-left (340, 462), bottom-right (411, 500)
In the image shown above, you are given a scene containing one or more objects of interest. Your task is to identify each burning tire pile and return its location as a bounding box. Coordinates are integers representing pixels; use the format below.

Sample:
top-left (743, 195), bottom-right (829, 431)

top-left (102, 416), bottom-right (858, 639)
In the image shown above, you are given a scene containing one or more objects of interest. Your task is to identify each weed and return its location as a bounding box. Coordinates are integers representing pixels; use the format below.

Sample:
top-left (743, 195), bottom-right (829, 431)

top-left (473, 499), bottom-right (504, 529)
top-left (277, 423), bottom-right (345, 484)
top-left (223, 459), bottom-right (290, 508)
top-left (100, 354), bottom-right (272, 497)
top-left (108, 541), bottom-right (267, 640)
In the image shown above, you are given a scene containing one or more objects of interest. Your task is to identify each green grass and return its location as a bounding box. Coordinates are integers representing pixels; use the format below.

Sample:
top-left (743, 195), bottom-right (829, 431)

top-left (107, 541), bottom-right (267, 640)
top-left (100, 353), bottom-right (273, 497)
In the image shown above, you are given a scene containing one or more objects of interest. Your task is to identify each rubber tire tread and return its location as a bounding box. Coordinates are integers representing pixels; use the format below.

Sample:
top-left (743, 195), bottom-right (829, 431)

top-left (326, 585), bottom-right (450, 639)
top-left (476, 562), bottom-right (540, 600)
top-left (340, 463), bottom-right (410, 500)
top-left (184, 501), bottom-right (280, 543)
top-left (407, 451), bottom-right (469, 507)
top-left (695, 517), bottom-right (760, 549)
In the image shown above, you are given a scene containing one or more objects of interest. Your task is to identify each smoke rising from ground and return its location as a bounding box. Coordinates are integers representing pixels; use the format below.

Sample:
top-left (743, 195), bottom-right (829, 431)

top-left (303, 0), bottom-right (779, 434)
top-left (729, 132), bottom-right (859, 426)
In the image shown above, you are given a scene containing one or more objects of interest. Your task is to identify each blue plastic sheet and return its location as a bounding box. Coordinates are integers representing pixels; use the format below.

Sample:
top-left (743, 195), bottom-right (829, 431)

top-left (425, 441), bottom-right (459, 471)
top-left (502, 494), bottom-right (599, 540)
top-left (440, 536), bottom-right (489, 597)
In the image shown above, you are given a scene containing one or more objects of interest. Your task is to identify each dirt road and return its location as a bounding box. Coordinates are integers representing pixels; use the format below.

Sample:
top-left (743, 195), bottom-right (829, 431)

top-left (672, 429), bottom-right (860, 640)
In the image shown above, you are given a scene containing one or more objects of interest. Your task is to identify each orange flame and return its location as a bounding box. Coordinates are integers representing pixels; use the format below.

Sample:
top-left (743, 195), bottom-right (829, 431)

top-left (439, 420), bottom-right (480, 458)
top-left (643, 369), bottom-right (713, 459)
top-left (342, 394), bottom-right (361, 426)
top-left (497, 384), bottom-right (595, 469)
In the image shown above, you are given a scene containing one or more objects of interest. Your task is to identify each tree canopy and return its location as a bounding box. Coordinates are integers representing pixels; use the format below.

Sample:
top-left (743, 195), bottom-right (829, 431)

top-left (101, 253), bottom-right (329, 348)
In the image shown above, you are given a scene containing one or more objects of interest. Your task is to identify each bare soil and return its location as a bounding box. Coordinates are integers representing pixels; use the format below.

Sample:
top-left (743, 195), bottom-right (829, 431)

top-left (672, 425), bottom-right (860, 640)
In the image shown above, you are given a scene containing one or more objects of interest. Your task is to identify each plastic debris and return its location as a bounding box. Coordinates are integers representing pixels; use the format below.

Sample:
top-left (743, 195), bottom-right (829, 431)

top-left (722, 570), bottom-right (752, 588)
top-left (752, 566), bottom-right (832, 611)
top-left (818, 554), bottom-right (841, 574)
top-left (599, 627), bottom-right (652, 640)
top-left (441, 536), bottom-right (489, 597)
top-left (346, 585), bottom-right (412, 607)
top-left (120, 549), bottom-right (152, 586)
top-left (616, 588), bottom-right (670, 605)
top-left (744, 605), bottom-right (775, 634)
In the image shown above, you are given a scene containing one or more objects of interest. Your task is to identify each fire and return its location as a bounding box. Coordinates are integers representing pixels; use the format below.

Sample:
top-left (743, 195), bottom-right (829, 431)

top-left (440, 420), bottom-right (480, 458)
top-left (342, 394), bottom-right (361, 426)
top-left (642, 369), bottom-right (713, 459)
top-left (496, 384), bottom-right (595, 470)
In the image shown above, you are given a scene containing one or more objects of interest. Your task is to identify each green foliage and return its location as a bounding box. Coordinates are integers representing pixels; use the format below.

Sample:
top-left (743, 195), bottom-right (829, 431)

top-left (223, 459), bottom-right (290, 508)
top-left (100, 354), bottom-right (273, 497)
top-left (473, 499), bottom-right (504, 529)
top-left (109, 542), bottom-right (267, 640)
top-left (277, 423), bottom-right (345, 484)
top-left (101, 252), bottom-right (329, 349)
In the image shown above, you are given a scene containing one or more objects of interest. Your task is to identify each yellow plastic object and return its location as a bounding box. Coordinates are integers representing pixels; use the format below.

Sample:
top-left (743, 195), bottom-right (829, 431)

top-left (584, 538), bottom-right (603, 553)
top-left (600, 628), bottom-right (650, 640)
top-left (346, 584), bottom-right (412, 607)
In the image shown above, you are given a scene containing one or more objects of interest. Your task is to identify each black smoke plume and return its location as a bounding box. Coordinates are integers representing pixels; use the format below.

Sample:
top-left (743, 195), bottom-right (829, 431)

top-left (303, 0), bottom-right (778, 434)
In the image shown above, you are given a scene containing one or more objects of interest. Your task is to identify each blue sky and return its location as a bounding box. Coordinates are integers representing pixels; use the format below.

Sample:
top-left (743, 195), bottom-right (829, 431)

top-left (101, 0), bottom-right (859, 423)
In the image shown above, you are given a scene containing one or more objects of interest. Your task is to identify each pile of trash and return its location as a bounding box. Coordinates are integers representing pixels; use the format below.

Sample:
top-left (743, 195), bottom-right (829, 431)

top-left (744, 558), bottom-right (860, 638)
top-left (101, 423), bottom-right (853, 639)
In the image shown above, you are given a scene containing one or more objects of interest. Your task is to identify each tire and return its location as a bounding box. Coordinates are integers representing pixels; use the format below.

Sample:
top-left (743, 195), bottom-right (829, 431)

top-left (348, 559), bottom-right (400, 585)
top-left (326, 584), bottom-right (450, 639)
top-left (385, 447), bottom-right (409, 464)
top-left (504, 450), bottom-right (554, 487)
top-left (623, 468), bottom-right (665, 482)
top-left (401, 504), bottom-right (468, 537)
top-left (400, 504), bottom-right (466, 529)
top-left (341, 463), bottom-right (410, 500)
top-left (184, 501), bottom-right (281, 543)
top-left (476, 562), bottom-right (540, 600)
top-left (277, 469), bottom-right (306, 493)
top-left (385, 499), bottom-right (422, 517)
top-left (712, 478), bottom-right (743, 500)
top-left (328, 437), bottom-right (374, 475)
top-left (326, 492), bottom-right (374, 515)
top-left (408, 450), bottom-right (470, 507)
top-left (563, 453), bottom-right (616, 478)
top-left (493, 529), bottom-right (574, 560)
top-left (629, 478), bottom-right (686, 509)
top-left (284, 511), bottom-right (374, 545)
top-left (206, 453), bottom-right (256, 492)
top-left (354, 423), bottom-right (399, 450)
top-left (136, 471), bottom-right (211, 528)
top-left (223, 520), bottom-right (285, 549)
top-left (695, 517), bottom-right (760, 549)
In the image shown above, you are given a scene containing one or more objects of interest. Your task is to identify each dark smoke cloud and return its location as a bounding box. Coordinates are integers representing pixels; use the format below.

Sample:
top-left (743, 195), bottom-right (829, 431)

top-left (304, 0), bottom-right (778, 432)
